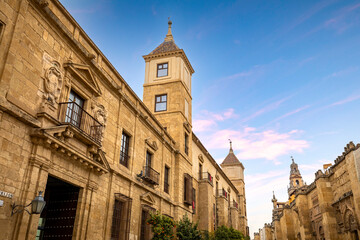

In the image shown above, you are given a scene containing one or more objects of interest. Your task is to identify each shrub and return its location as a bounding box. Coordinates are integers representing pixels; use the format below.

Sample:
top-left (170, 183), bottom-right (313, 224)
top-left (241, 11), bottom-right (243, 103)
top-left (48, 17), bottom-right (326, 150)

top-left (146, 211), bottom-right (176, 240)
top-left (176, 214), bottom-right (202, 240)
top-left (214, 225), bottom-right (245, 240)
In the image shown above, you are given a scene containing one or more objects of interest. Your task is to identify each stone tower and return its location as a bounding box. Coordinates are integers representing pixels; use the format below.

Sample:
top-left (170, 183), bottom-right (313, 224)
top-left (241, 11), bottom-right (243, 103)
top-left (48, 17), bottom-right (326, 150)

top-left (142, 20), bottom-right (195, 218)
top-left (142, 20), bottom-right (194, 154)
top-left (220, 141), bottom-right (248, 234)
top-left (288, 157), bottom-right (304, 196)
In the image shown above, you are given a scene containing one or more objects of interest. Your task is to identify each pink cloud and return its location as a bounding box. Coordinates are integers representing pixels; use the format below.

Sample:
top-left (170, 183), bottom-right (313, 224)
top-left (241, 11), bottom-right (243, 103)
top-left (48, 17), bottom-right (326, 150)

top-left (202, 128), bottom-right (309, 162)
top-left (193, 108), bottom-right (238, 132)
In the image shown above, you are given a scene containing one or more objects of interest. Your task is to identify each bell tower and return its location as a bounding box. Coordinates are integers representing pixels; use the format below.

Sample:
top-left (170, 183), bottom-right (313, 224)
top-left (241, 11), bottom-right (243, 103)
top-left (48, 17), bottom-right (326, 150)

top-left (143, 20), bottom-right (194, 153)
top-left (288, 157), bottom-right (304, 196)
top-left (220, 140), bottom-right (248, 234)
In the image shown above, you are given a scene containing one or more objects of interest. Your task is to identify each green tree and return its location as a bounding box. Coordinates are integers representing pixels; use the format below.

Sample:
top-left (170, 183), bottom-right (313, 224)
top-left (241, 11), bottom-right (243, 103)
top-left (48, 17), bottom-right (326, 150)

top-left (176, 215), bottom-right (202, 240)
top-left (146, 211), bottom-right (176, 240)
top-left (214, 225), bottom-right (245, 240)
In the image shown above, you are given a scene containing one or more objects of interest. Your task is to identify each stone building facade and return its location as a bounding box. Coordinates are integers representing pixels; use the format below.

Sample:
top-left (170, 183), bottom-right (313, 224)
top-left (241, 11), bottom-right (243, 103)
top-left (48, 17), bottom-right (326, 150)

top-left (259, 142), bottom-right (360, 240)
top-left (0, 0), bottom-right (248, 239)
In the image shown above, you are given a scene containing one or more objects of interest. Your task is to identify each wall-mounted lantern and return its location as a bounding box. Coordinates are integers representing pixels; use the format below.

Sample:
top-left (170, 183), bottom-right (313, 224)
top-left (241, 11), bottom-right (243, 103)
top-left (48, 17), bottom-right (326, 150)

top-left (11, 191), bottom-right (46, 216)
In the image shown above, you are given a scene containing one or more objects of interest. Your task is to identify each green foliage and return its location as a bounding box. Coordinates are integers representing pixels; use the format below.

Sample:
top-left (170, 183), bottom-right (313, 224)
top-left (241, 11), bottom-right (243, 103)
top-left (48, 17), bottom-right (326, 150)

top-left (146, 211), bottom-right (176, 240)
top-left (201, 230), bottom-right (215, 240)
top-left (214, 225), bottom-right (245, 240)
top-left (176, 215), bottom-right (202, 240)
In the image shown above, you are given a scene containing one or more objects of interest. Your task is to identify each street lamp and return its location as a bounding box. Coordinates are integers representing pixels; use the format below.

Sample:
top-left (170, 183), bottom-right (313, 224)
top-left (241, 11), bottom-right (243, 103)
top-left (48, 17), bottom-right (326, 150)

top-left (11, 191), bottom-right (46, 216)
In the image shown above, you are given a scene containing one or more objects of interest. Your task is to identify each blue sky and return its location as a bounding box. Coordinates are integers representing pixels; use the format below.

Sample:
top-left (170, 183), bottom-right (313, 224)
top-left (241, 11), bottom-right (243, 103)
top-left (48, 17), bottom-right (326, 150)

top-left (60, 0), bottom-right (360, 236)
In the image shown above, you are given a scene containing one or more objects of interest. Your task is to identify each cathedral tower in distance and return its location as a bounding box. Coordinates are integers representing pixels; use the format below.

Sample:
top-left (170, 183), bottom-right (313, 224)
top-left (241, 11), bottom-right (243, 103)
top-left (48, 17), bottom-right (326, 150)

top-left (288, 157), bottom-right (305, 197)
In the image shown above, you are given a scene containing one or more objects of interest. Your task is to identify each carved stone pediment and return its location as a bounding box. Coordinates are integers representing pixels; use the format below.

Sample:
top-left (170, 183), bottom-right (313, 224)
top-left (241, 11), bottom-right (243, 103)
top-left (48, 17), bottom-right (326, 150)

top-left (30, 126), bottom-right (109, 175)
top-left (145, 138), bottom-right (158, 151)
top-left (64, 62), bottom-right (101, 97)
top-left (198, 154), bottom-right (204, 163)
top-left (141, 192), bottom-right (156, 205)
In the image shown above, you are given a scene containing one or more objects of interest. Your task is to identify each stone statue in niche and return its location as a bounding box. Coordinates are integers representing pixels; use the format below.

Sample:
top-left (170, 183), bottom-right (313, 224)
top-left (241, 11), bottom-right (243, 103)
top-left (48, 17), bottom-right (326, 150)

top-left (43, 61), bottom-right (62, 105)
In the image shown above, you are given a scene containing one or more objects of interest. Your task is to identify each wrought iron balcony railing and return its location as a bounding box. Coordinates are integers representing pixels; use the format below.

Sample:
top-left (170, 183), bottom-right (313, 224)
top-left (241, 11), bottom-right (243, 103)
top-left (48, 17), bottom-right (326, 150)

top-left (199, 172), bottom-right (213, 185)
top-left (143, 165), bottom-right (160, 185)
top-left (59, 102), bottom-right (103, 144)
top-left (217, 189), bottom-right (228, 198)
top-left (231, 200), bottom-right (238, 209)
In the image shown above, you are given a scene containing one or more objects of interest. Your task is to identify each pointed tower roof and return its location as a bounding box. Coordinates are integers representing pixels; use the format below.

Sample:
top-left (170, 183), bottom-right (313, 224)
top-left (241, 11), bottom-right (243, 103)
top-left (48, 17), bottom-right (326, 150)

top-left (149, 20), bottom-right (180, 55)
top-left (221, 140), bottom-right (244, 168)
top-left (143, 20), bottom-right (194, 74)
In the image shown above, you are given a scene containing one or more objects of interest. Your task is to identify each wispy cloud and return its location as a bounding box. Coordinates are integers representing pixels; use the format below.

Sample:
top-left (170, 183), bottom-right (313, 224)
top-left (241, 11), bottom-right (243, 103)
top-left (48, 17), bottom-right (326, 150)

top-left (193, 108), bottom-right (238, 132)
top-left (287, 0), bottom-right (339, 31)
top-left (272, 105), bottom-right (311, 122)
top-left (241, 96), bottom-right (291, 123)
top-left (329, 94), bottom-right (360, 107)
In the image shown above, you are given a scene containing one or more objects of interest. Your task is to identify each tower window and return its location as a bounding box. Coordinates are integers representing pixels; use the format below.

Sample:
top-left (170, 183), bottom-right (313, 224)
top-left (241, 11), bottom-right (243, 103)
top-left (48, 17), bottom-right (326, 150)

top-left (184, 133), bottom-right (189, 155)
top-left (155, 94), bottom-right (167, 112)
top-left (157, 63), bottom-right (168, 77)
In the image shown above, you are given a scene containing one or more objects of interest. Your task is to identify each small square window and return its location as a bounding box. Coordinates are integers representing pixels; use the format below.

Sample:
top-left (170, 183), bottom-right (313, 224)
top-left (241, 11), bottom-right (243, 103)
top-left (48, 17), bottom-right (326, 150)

top-left (157, 63), bottom-right (168, 77)
top-left (155, 94), bottom-right (167, 112)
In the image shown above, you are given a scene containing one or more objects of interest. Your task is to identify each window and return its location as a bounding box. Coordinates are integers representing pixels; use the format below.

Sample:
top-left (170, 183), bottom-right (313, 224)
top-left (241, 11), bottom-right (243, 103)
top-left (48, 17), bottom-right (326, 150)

top-left (65, 90), bottom-right (85, 128)
top-left (120, 132), bottom-right (130, 167)
top-left (111, 199), bottom-right (123, 239)
top-left (184, 173), bottom-right (192, 204)
top-left (199, 164), bottom-right (202, 180)
top-left (164, 166), bottom-right (170, 193)
top-left (0, 20), bottom-right (5, 43)
top-left (110, 194), bottom-right (132, 240)
top-left (192, 188), bottom-right (196, 214)
top-left (155, 94), bottom-right (167, 112)
top-left (157, 63), bottom-right (168, 77)
top-left (184, 133), bottom-right (189, 155)
top-left (146, 151), bottom-right (152, 167)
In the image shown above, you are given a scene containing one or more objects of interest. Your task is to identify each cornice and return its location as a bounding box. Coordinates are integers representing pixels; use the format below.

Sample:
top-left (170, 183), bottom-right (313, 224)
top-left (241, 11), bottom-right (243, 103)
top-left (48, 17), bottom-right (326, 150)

top-left (143, 49), bottom-right (195, 74)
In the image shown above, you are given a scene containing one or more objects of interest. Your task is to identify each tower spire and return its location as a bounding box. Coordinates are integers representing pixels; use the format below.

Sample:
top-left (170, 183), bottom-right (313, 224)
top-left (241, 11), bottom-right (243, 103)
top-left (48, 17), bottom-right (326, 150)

top-left (229, 139), bottom-right (233, 153)
top-left (164, 18), bottom-right (173, 42)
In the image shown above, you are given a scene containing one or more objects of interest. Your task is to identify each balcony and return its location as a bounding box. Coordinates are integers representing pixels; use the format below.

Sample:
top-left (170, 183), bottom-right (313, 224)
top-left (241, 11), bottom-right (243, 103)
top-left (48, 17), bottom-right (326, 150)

top-left (59, 102), bottom-right (103, 144)
top-left (231, 200), bottom-right (238, 209)
top-left (217, 189), bottom-right (228, 199)
top-left (143, 165), bottom-right (160, 185)
top-left (199, 172), bottom-right (213, 185)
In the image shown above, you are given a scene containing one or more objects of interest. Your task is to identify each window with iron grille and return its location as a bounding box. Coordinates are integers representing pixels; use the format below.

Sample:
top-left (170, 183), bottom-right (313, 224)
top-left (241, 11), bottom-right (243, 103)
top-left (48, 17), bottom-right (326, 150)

top-left (164, 166), bottom-right (170, 194)
top-left (157, 63), bottom-right (168, 77)
top-left (111, 199), bottom-right (123, 240)
top-left (120, 132), bottom-right (130, 167)
top-left (155, 94), bottom-right (167, 112)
